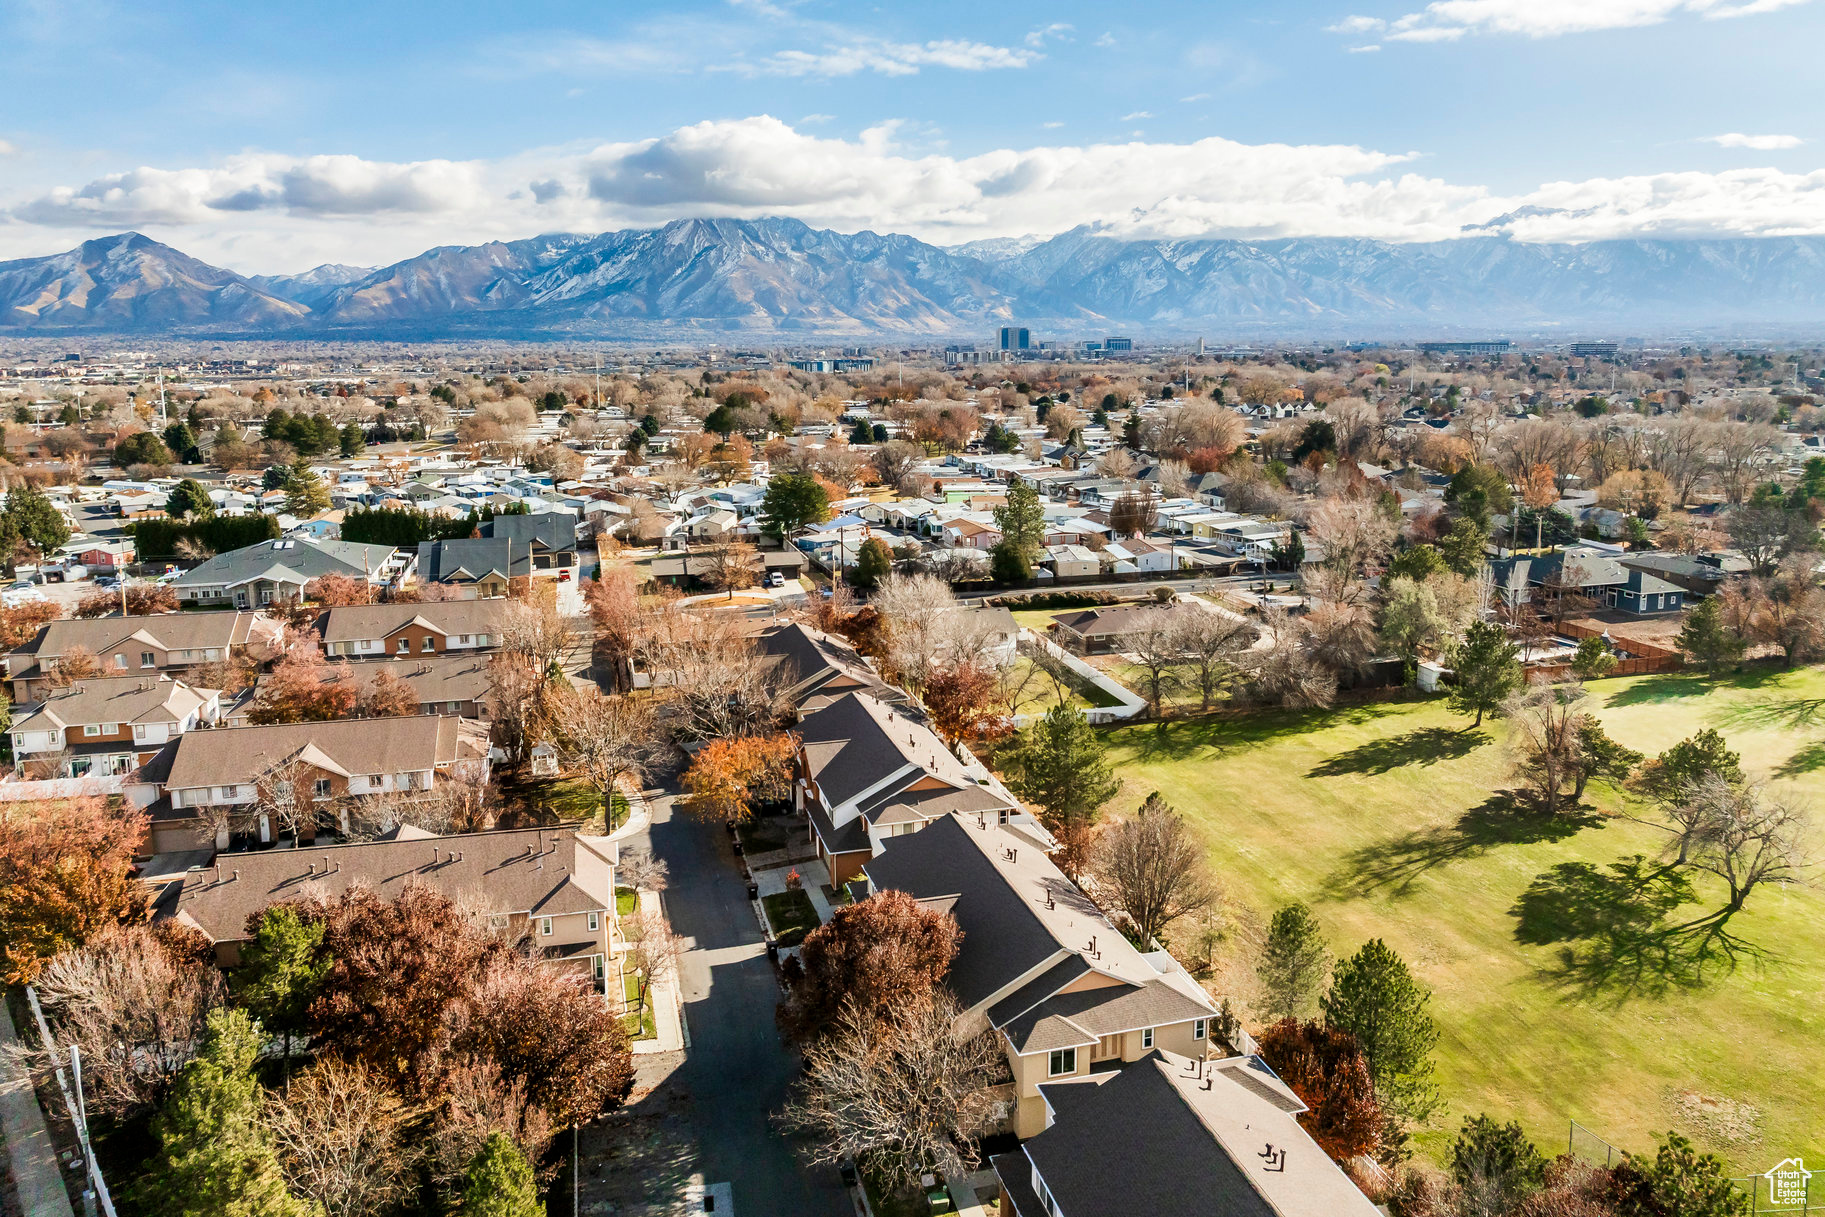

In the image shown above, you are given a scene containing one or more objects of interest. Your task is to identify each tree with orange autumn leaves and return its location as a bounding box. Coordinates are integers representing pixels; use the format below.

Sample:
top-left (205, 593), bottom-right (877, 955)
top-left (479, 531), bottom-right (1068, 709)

top-left (0, 796), bottom-right (150, 984)
top-left (680, 732), bottom-right (798, 824)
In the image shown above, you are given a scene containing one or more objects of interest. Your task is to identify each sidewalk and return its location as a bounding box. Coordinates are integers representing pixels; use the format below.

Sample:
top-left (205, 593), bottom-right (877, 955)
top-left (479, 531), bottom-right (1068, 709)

top-left (0, 1002), bottom-right (75, 1217)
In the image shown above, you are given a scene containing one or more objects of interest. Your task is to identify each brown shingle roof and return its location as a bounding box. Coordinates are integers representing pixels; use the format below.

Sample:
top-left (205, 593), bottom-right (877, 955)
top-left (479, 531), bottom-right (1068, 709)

top-left (317, 601), bottom-right (515, 645)
top-left (160, 715), bottom-right (462, 790)
top-left (167, 826), bottom-right (617, 943)
top-left (18, 611), bottom-right (268, 660)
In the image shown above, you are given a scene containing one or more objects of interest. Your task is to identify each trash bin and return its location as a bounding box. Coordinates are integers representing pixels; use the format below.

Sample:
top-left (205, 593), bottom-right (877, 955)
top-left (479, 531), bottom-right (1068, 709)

top-left (746, 881), bottom-right (759, 900)
top-left (765, 939), bottom-right (779, 963)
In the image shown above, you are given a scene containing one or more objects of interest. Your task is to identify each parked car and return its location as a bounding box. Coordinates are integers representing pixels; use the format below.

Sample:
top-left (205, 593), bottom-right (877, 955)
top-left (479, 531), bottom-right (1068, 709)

top-left (768, 570), bottom-right (785, 588)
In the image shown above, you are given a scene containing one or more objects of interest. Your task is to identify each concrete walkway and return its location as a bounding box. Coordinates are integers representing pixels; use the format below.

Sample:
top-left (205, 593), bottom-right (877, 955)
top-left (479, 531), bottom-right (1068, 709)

top-left (0, 1003), bottom-right (75, 1217)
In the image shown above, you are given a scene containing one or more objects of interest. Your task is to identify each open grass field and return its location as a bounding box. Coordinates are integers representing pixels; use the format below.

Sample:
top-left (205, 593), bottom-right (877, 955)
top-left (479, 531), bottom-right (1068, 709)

top-left (1100, 666), bottom-right (1825, 1173)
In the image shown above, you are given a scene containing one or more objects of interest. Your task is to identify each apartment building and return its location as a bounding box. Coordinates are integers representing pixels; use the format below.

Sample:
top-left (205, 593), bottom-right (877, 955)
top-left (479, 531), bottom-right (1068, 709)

top-left (251, 653), bottom-right (492, 720)
top-left (5, 611), bottom-right (281, 702)
top-left (157, 826), bottom-right (621, 983)
top-left (10, 675), bottom-right (222, 777)
top-left (868, 813), bottom-right (1223, 1139)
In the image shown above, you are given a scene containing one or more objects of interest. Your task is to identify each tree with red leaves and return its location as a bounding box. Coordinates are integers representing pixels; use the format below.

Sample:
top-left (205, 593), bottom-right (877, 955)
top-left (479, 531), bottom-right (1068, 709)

top-left (0, 599), bottom-right (60, 650)
top-left (679, 732), bottom-right (798, 824)
top-left (1255, 1018), bottom-right (1382, 1164)
top-left (0, 796), bottom-right (150, 984)
top-left (777, 890), bottom-right (960, 1046)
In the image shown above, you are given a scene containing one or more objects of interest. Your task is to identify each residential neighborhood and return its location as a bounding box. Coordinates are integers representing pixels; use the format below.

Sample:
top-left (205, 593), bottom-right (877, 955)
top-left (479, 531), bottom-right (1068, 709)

top-left (0, 339), bottom-right (1819, 1217)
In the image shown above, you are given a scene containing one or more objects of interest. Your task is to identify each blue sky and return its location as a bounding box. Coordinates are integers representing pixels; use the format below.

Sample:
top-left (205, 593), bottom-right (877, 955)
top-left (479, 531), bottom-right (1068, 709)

top-left (1, 0), bottom-right (1820, 271)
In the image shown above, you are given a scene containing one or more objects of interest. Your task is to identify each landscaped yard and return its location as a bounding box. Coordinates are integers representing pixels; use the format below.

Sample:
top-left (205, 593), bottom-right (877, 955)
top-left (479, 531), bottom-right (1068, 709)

top-left (620, 965), bottom-right (657, 1041)
top-left (762, 887), bottom-right (821, 947)
top-left (616, 885), bottom-right (638, 917)
top-left (1099, 666), bottom-right (1825, 1173)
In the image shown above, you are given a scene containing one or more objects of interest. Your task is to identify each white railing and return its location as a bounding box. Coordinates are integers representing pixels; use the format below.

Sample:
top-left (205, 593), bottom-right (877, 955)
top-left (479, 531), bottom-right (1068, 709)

top-left (1019, 630), bottom-right (1147, 724)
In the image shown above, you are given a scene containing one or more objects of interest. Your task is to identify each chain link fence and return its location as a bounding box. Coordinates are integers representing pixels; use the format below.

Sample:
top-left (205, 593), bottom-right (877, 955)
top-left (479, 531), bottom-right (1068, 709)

top-left (1568, 1121), bottom-right (1814, 1215)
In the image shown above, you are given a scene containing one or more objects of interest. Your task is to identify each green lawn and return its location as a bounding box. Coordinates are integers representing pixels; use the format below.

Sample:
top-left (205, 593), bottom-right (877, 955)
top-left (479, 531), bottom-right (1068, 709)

top-left (1100, 667), bottom-right (1825, 1172)
top-left (762, 888), bottom-right (821, 947)
top-left (620, 966), bottom-right (657, 1041)
top-left (616, 886), bottom-right (638, 917)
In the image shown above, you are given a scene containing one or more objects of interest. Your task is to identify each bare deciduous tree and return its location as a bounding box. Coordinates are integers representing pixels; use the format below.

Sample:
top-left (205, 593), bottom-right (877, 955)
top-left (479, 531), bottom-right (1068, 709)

top-left (621, 909), bottom-right (680, 1022)
top-left (552, 687), bottom-right (667, 818)
top-left (779, 994), bottom-right (1005, 1192)
top-left (269, 1057), bottom-right (417, 1217)
top-left (1244, 609), bottom-right (1336, 710)
top-left (1676, 775), bottom-right (1811, 915)
top-left (23, 924), bottom-right (225, 1116)
top-left (1092, 793), bottom-right (1219, 945)
top-left (1502, 678), bottom-right (1588, 814)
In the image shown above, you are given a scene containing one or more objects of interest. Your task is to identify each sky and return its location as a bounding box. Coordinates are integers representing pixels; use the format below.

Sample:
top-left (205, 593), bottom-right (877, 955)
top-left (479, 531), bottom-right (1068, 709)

top-left (0, 0), bottom-right (1821, 273)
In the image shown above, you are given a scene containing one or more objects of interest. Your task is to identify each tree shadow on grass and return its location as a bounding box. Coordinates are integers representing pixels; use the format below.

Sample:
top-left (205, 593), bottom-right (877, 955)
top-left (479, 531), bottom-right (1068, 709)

top-left (1327, 793), bottom-right (1604, 900)
top-left (1712, 693), bottom-right (1825, 732)
top-left (1307, 726), bottom-right (1489, 778)
top-left (1599, 673), bottom-right (1717, 708)
top-left (1510, 855), bottom-right (1771, 1002)
top-left (1773, 740), bottom-right (1825, 780)
top-left (1116, 700), bottom-right (1410, 764)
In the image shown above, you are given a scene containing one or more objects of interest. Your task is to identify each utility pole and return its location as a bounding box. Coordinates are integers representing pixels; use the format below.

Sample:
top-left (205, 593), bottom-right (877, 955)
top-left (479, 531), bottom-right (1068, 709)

top-left (156, 366), bottom-right (167, 428)
top-left (594, 353), bottom-right (601, 413)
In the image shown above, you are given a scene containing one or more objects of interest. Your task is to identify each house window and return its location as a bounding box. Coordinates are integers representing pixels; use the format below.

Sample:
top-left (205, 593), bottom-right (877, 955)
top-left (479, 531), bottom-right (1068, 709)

top-left (83, 724), bottom-right (100, 736)
top-left (539, 917), bottom-right (553, 936)
top-left (1141, 1027), bottom-right (1154, 1049)
top-left (314, 778), bottom-right (331, 798)
top-left (486, 913), bottom-right (509, 931)
top-left (396, 773), bottom-right (413, 790)
top-left (1034, 1170), bottom-right (1061, 1217)
top-left (219, 785), bottom-right (238, 799)
top-left (587, 911), bottom-right (600, 932)
top-left (1193, 1018), bottom-right (1207, 1041)
top-left (113, 654), bottom-right (128, 669)
top-left (592, 955), bottom-right (604, 981)
top-left (457, 634), bottom-right (471, 644)
top-left (1047, 1048), bottom-right (1076, 1077)
top-left (421, 636), bottom-right (435, 652)
top-left (101, 723), bottom-right (118, 735)
top-left (140, 651), bottom-right (155, 668)
top-left (396, 637), bottom-right (410, 653)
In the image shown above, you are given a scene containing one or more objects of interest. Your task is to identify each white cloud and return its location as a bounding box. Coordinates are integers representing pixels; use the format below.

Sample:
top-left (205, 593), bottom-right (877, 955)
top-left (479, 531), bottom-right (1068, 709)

top-left (1181, 92), bottom-right (1211, 102)
top-left (1348, 43), bottom-right (1384, 51)
top-left (799, 113), bottom-right (835, 125)
top-left (1094, 31), bottom-right (1117, 46)
top-left (1026, 22), bottom-right (1073, 46)
top-left (1706, 132), bottom-right (1804, 149)
top-left (1356, 0), bottom-right (1811, 42)
top-left (748, 38), bottom-right (1037, 77)
top-left (10, 116), bottom-right (1825, 270)
top-left (0, 139), bottom-right (16, 156)
top-left (1041, 121), bottom-right (1066, 129)
top-left (1121, 111), bottom-right (1154, 121)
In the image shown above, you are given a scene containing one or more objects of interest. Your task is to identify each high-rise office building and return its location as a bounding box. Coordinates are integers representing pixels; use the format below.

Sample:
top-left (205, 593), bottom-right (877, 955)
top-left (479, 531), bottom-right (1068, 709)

top-left (998, 327), bottom-right (1031, 352)
top-left (1104, 337), bottom-right (1134, 352)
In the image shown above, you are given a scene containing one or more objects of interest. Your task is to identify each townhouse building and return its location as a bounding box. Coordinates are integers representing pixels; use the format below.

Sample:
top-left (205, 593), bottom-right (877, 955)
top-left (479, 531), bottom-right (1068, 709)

top-left (869, 812), bottom-right (1224, 1139)
top-left (253, 652), bottom-right (492, 720)
top-left (135, 714), bottom-right (489, 852)
top-left (5, 611), bottom-right (281, 702)
top-left (795, 690), bottom-right (1029, 887)
top-left (11, 675), bottom-right (222, 777)
top-left (315, 600), bottom-right (514, 659)
top-left (994, 1049), bottom-right (1379, 1217)
top-left (174, 538), bottom-right (412, 608)
top-left (156, 825), bottom-right (622, 984)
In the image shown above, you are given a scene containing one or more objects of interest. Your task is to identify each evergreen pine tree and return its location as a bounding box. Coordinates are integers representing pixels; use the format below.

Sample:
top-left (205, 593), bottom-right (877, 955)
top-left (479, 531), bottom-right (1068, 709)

top-left (458, 1133), bottom-right (542, 1217)
top-left (1322, 939), bottom-right (1440, 1123)
top-left (135, 1009), bottom-right (308, 1217)
top-left (1257, 902), bottom-right (1332, 1022)
top-left (1449, 620), bottom-right (1523, 728)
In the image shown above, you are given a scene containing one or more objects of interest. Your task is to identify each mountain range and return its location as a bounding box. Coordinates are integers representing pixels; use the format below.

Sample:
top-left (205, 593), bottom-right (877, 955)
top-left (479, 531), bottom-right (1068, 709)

top-left (7, 219), bottom-right (1825, 339)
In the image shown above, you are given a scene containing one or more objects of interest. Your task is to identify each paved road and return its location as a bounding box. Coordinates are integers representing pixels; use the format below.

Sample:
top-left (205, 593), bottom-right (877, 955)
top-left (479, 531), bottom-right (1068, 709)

top-left (638, 783), bottom-right (850, 1217)
top-left (0, 1002), bottom-right (75, 1217)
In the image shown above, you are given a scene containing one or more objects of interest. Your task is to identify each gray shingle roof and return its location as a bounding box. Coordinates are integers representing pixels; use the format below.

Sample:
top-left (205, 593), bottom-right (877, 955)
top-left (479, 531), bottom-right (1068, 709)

top-left (175, 540), bottom-right (398, 589)
top-left (416, 538), bottom-right (528, 583)
top-left (1015, 1052), bottom-right (1379, 1217)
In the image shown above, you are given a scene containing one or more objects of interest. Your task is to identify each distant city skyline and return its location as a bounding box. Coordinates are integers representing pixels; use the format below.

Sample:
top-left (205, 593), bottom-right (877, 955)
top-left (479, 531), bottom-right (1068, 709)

top-left (0, 0), bottom-right (1820, 273)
